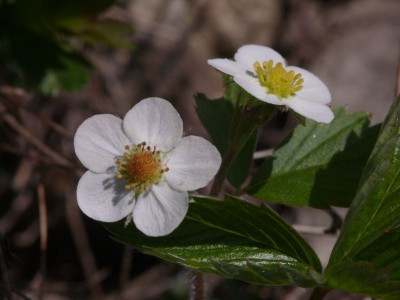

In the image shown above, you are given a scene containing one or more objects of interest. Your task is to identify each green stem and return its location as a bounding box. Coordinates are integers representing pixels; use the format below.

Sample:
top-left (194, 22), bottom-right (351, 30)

top-left (209, 145), bottom-right (237, 196)
top-left (210, 101), bottom-right (245, 197)
top-left (309, 287), bottom-right (331, 300)
top-left (190, 101), bottom-right (245, 300)
top-left (190, 100), bottom-right (275, 299)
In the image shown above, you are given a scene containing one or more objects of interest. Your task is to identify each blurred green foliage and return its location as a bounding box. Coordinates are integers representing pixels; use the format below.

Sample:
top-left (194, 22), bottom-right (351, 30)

top-left (0, 0), bottom-right (133, 95)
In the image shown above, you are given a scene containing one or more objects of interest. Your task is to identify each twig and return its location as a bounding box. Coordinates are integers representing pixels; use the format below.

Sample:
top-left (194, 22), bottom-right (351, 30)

top-left (0, 144), bottom-right (25, 156)
top-left (0, 91), bottom-right (73, 139)
top-left (0, 144), bottom-right (83, 174)
top-left (11, 289), bottom-right (31, 300)
top-left (253, 148), bottom-right (274, 160)
top-left (1, 111), bottom-right (73, 169)
top-left (65, 191), bottom-right (104, 300)
top-left (12, 156), bottom-right (36, 191)
top-left (189, 269), bottom-right (206, 300)
top-left (293, 224), bottom-right (338, 235)
top-left (37, 184), bottom-right (47, 300)
top-left (0, 86), bottom-right (31, 99)
top-left (0, 192), bottom-right (34, 234)
top-left (25, 108), bottom-right (73, 139)
top-left (12, 201), bottom-right (65, 248)
top-left (104, 264), bottom-right (174, 300)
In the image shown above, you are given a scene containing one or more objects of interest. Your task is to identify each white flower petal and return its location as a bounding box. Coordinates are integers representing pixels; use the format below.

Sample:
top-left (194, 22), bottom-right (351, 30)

top-left (207, 58), bottom-right (247, 76)
top-left (283, 97), bottom-right (334, 124)
top-left (74, 114), bottom-right (130, 173)
top-left (233, 75), bottom-right (282, 105)
top-left (165, 136), bottom-right (221, 191)
top-left (133, 182), bottom-right (188, 237)
top-left (77, 171), bottom-right (135, 222)
top-left (123, 97), bottom-right (183, 151)
top-left (234, 45), bottom-right (285, 71)
top-left (287, 66), bottom-right (331, 104)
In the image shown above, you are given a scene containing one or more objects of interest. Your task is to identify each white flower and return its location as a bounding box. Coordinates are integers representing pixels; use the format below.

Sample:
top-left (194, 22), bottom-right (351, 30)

top-left (208, 44), bottom-right (334, 123)
top-left (74, 97), bottom-right (222, 237)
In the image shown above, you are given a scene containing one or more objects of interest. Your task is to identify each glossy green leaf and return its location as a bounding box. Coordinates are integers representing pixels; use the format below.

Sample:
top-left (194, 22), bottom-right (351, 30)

top-left (105, 195), bottom-right (323, 287)
top-left (247, 107), bottom-right (380, 208)
top-left (325, 97), bottom-right (400, 297)
top-left (195, 94), bottom-right (257, 188)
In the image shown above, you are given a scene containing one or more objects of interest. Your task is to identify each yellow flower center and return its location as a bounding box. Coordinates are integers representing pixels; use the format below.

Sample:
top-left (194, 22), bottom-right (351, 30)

top-left (253, 60), bottom-right (304, 99)
top-left (116, 142), bottom-right (169, 196)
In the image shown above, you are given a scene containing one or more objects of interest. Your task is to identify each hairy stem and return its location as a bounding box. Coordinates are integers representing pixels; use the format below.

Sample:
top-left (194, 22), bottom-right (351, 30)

top-left (189, 270), bottom-right (206, 300)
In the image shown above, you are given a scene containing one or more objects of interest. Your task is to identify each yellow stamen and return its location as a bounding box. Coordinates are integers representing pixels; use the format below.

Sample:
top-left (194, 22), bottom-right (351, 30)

top-left (253, 59), bottom-right (304, 99)
top-left (116, 142), bottom-right (168, 196)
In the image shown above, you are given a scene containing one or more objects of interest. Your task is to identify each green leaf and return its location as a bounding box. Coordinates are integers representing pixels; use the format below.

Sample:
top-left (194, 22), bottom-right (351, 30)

top-left (195, 94), bottom-right (257, 188)
top-left (39, 55), bottom-right (90, 95)
top-left (325, 261), bottom-right (400, 300)
top-left (247, 107), bottom-right (380, 208)
top-left (105, 195), bottom-right (323, 287)
top-left (325, 97), bottom-right (400, 297)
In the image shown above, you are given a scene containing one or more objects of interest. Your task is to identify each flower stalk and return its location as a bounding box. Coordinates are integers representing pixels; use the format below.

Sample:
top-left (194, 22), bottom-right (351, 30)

top-left (190, 98), bottom-right (276, 300)
top-left (211, 100), bottom-right (276, 196)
